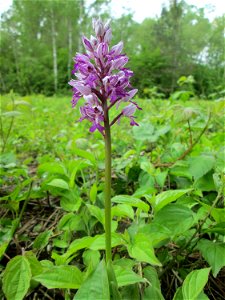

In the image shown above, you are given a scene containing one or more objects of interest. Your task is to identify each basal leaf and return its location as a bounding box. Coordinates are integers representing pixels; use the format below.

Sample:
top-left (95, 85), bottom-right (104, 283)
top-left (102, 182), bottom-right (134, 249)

top-left (3, 255), bottom-right (31, 300)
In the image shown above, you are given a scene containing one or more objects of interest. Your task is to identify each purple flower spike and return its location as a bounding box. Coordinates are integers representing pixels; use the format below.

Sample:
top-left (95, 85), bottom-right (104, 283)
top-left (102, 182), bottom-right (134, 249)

top-left (69, 18), bottom-right (141, 134)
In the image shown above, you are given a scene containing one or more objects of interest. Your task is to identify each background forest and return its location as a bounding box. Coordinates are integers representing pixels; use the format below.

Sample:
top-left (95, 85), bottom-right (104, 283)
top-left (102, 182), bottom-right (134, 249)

top-left (1, 1), bottom-right (225, 300)
top-left (0, 0), bottom-right (225, 97)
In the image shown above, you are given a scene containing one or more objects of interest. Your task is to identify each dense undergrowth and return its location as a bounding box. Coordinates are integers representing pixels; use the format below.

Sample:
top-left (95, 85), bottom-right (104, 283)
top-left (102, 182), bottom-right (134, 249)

top-left (0, 94), bottom-right (225, 299)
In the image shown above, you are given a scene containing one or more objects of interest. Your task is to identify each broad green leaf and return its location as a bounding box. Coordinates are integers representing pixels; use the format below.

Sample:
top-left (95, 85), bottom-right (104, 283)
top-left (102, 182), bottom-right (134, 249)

top-left (90, 183), bottom-right (97, 203)
top-left (73, 148), bottom-right (96, 165)
top-left (33, 230), bottom-right (52, 250)
top-left (153, 189), bottom-right (191, 211)
top-left (60, 193), bottom-right (82, 212)
top-left (69, 160), bottom-right (92, 188)
top-left (121, 284), bottom-right (140, 300)
top-left (194, 171), bottom-right (216, 191)
top-left (196, 292), bottom-right (209, 299)
top-left (143, 266), bottom-right (165, 300)
top-left (172, 287), bottom-right (183, 300)
top-left (196, 239), bottom-right (225, 277)
top-left (82, 249), bottom-right (100, 268)
top-left (47, 178), bottom-right (69, 190)
top-left (132, 123), bottom-right (155, 141)
top-left (114, 265), bottom-right (145, 287)
top-left (144, 286), bottom-right (165, 300)
top-left (57, 213), bottom-right (84, 231)
top-left (86, 204), bottom-right (104, 225)
top-left (189, 155), bottom-right (215, 181)
top-left (182, 268), bottom-right (211, 300)
top-left (144, 266), bottom-right (161, 290)
top-left (33, 265), bottom-right (83, 289)
top-left (153, 204), bottom-right (195, 236)
top-left (112, 195), bottom-right (149, 212)
top-left (24, 251), bottom-right (43, 276)
top-left (202, 222), bottom-right (225, 235)
top-left (170, 162), bottom-right (192, 180)
top-left (38, 162), bottom-right (66, 176)
top-left (112, 204), bottom-right (134, 220)
top-left (198, 201), bottom-right (225, 223)
top-left (140, 158), bottom-right (155, 174)
top-left (139, 223), bottom-right (171, 247)
top-left (90, 233), bottom-right (124, 250)
top-left (74, 260), bottom-right (109, 300)
top-left (155, 170), bottom-right (168, 188)
top-left (63, 236), bottom-right (94, 260)
top-left (0, 218), bottom-right (18, 259)
top-left (3, 255), bottom-right (31, 300)
top-left (127, 234), bottom-right (162, 266)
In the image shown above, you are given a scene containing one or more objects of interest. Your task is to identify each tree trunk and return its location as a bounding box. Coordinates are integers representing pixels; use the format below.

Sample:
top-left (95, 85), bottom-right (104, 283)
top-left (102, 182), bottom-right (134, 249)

top-left (51, 7), bottom-right (58, 92)
top-left (67, 19), bottom-right (72, 80)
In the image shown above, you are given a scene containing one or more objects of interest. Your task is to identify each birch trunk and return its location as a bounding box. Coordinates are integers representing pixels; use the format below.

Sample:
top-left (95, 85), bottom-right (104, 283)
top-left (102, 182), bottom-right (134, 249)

top-left (67, 20), bottom-right (72, 80)
top-left (51, 7), bottom-right (58, 92)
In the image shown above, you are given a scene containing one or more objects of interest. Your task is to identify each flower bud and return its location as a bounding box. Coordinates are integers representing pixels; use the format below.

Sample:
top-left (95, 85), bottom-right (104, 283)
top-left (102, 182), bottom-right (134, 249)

top-left (97, 42), bottom-right (109, 59)
top-left (112, 56), bottom-right (128, 70)
top-left (104, 28), bottom-right (112, 43)
top-left (110, 41), bottom-right (123, 56)
top-left (82, 36), bottom-right (93, 52)
top-left (93, 19), bottom-right (104, 37)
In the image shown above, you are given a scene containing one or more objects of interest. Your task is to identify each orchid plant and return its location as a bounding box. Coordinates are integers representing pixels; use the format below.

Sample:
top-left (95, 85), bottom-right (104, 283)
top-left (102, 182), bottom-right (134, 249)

top-left (69, 18), bottom-right (141, 296)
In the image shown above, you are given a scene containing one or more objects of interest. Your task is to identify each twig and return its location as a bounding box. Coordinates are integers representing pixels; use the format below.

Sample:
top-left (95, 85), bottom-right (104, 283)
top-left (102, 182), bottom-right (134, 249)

top-left (39, 288), bottom-right (54, 300)
top-left (159, 183), bottom-right (224, 279)
top-left (183, 184), bottom-right (224, 253)
top-left (187, 120), bottom-right (193, 145)
top-left (154, 113), bottom-right (211, 168)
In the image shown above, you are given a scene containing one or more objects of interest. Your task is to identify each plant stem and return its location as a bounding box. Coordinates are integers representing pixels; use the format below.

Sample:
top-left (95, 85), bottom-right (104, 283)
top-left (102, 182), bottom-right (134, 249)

top-left (103, 101), bottom-right (112, 264)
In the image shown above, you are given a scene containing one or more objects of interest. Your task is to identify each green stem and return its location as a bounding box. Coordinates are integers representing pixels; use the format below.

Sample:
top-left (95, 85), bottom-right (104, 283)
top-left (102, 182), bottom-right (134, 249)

top-left (103, 101), bottom-right (112, 264)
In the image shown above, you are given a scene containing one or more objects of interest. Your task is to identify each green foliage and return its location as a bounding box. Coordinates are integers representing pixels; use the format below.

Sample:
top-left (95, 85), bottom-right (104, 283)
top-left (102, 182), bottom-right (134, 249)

top-left (3, 256), bottom-right (32, 300)
top-left (0, 1), bottom-right (224, 96)
top-left (33, 265), bottom-right (83, 289)
top-left (0, 95), bottom-right (224, 299)
top-left (74, 260), bottom-right (110, 300)
top-left (196, 240), bottom-right (225, 277)
top-left (181, 268), bottom-right (211, 300)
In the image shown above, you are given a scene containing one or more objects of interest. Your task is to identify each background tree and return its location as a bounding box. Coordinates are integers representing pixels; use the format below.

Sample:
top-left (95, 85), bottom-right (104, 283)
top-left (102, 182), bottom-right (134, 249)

top-left (0, 0), bottom-right (224, 97)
